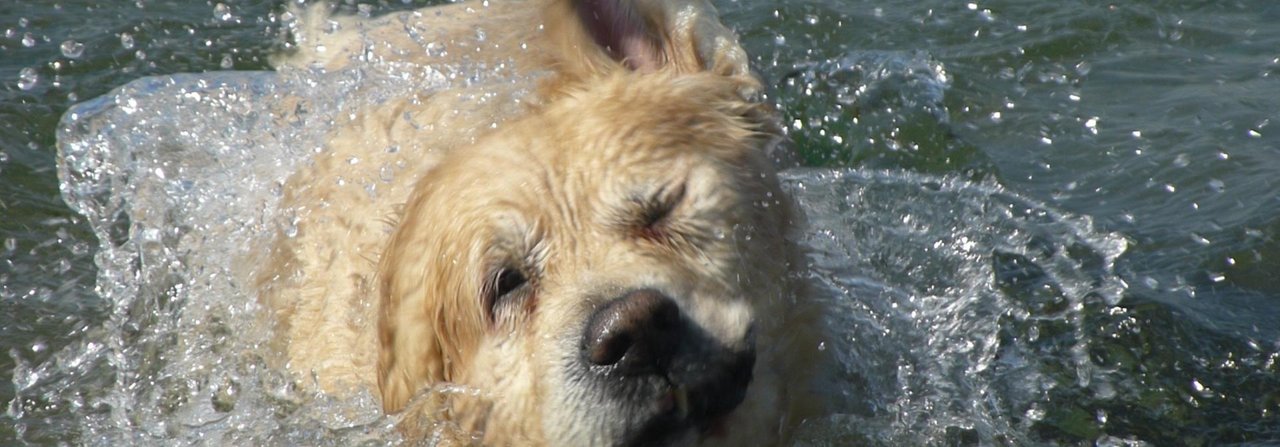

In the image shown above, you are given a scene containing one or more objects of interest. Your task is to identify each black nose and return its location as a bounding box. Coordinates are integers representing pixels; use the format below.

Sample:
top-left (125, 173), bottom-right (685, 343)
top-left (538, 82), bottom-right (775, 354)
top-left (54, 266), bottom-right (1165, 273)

top-left (582, 289), bottom-right (681, 375)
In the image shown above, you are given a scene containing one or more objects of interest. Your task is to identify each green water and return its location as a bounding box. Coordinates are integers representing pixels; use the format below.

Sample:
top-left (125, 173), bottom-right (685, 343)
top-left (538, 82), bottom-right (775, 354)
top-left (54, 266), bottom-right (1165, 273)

top-left (2, 0), bottom-right (1278, 444)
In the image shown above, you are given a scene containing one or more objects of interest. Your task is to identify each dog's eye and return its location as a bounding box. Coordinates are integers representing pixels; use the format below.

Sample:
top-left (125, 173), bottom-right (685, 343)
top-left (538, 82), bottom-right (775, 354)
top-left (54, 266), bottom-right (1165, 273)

top-left (636, 183), bottom-right (686, 239)
top-left (486, 267), bottom-right (529, 321)
top-left (640, 202), bottom-right (673, 229)
top-left (495, 268), bottom-right (527, 297)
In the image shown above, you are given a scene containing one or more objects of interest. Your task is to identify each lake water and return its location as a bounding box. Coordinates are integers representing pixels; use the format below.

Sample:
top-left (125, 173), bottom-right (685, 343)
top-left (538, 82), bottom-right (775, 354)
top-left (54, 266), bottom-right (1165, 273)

top-left (2, 0), bottom-right (1278, 445)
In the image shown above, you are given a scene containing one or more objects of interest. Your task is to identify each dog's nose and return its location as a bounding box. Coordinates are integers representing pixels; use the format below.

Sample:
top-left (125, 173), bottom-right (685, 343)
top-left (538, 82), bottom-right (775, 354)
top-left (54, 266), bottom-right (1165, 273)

top-left (582, 289), bottom-right (681, 375)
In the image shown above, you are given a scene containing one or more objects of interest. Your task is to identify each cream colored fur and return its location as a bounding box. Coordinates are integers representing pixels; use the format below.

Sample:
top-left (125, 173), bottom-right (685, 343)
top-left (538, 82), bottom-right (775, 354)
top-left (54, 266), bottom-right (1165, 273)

top-left (256, 0), bottom-right (815, 444)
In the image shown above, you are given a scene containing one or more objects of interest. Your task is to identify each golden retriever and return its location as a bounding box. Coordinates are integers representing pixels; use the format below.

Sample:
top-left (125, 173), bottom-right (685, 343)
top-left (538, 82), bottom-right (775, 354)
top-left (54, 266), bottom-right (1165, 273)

top-left (256, 0), bottom-right (815, 444)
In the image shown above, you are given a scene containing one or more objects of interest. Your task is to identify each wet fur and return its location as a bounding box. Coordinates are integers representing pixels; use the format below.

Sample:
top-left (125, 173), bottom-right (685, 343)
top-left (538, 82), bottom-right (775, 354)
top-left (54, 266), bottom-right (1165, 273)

top-left (257, 0), bottom-right (815, 444)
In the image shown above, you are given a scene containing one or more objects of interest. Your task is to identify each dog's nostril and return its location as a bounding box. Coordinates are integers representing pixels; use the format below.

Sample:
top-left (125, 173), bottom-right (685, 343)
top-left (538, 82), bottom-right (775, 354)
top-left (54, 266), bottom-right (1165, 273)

top-left (582, 289), bottom-right (681, 372)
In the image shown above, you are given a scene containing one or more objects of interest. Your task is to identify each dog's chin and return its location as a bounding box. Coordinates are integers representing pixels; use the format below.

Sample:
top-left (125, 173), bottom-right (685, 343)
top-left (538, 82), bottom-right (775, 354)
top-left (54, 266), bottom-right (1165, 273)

top-left (622, 400), bottom-right (738, 447)
top-left (606, 373), bottom-right (752, 447)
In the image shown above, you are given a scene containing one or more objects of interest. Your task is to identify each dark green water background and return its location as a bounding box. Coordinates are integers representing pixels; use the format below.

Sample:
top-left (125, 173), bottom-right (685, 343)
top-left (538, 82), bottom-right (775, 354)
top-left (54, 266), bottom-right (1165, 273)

top-left (2, 0), bottom-right (1278, 444)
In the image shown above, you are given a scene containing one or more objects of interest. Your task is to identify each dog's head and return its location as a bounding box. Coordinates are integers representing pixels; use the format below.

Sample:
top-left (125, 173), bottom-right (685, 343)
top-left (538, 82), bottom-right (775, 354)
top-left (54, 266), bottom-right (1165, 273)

top-left (376, 1), bottom-right (795, 444)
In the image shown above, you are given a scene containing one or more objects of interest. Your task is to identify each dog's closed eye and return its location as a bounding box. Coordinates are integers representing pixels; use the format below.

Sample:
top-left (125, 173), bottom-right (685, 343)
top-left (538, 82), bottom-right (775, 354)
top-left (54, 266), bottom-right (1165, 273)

top-left (634, 182), bottom-right (686, 241)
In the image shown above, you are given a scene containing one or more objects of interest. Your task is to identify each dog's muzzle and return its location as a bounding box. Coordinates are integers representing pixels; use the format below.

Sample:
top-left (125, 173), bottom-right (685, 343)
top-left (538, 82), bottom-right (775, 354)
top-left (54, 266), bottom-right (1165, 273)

top-left (580, 288), bottom-right (756, 445)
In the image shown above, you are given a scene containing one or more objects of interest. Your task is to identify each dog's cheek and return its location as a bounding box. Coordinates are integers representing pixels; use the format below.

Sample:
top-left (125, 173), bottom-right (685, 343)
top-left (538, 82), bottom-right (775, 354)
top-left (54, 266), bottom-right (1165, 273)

top-left (458, 334), bottom-right (550, 443)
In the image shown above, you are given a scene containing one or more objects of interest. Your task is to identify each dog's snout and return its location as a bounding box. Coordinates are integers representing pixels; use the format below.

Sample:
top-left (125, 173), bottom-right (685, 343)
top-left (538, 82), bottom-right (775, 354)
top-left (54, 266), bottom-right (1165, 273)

top-left (582, 289), bottom-right (681, 373)
top-left (580, 289), bottom-right (760, 437)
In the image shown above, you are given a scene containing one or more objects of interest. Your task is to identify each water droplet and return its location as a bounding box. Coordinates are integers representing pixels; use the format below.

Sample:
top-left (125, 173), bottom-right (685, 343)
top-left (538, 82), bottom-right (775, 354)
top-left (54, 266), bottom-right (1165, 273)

top-left (120, 32), bottom-right (135, 49)
top-left (21, 32), bottom-right (36, 47)
top-left (17, 67), bottom-right (38, 90)
top-left (141, 228), bottom-right (161, 242)
top-left (1025, 405), bottom-right (1045, 421)
top-left (60, 39), bottom-right (85, 58)
top-left (1208, 179), bottom-right (1225, 193)
top-left (1172, 153), bottom-right (1189, 167)
top-left (1190, 233), bottom-right (1210, 246)
top-left (213, 2), bottom-right (233, 21)
top-left (1142, 276), bottom-right (1159, 289)
top-left (220, 54), bottom-right (234, 69)
top-left (118, 97), bottom-right (138, 114)
top-left (1190, 378), bottom-right (1211, 396)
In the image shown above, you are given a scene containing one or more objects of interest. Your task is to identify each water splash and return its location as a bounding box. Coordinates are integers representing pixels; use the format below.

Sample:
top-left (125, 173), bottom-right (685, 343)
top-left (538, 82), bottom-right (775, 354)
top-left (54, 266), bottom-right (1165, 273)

top-left (45, 70), bottom-right (372, 444)
top-left (785, 169), bottom-right (1128, 445)
top-left (25, 6), bottom-right (546, 441)
top-left (36, 57), bottom-right (480, 443)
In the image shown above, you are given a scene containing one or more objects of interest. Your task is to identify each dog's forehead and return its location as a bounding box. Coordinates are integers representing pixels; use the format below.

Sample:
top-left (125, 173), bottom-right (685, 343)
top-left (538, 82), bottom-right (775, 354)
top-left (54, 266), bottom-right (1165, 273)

top-left (418, 73), bottom-right (763, 232)
top-left (467, 109), bottom-right (745, 189)
top-left (421, 132), bottom-right (738, 244)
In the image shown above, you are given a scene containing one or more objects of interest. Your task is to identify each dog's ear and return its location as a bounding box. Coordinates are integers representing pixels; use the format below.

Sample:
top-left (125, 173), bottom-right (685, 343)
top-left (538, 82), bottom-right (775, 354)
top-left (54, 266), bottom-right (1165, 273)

top-left (547, 0), bottom-right (751, 78)
top-left (376, 205), bottom-right (485, 414)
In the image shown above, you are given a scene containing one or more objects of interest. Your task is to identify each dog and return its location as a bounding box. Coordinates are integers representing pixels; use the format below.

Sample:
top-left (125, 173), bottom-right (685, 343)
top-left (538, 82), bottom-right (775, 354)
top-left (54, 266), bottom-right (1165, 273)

top-left (255, 0), bottom-right (817, 444)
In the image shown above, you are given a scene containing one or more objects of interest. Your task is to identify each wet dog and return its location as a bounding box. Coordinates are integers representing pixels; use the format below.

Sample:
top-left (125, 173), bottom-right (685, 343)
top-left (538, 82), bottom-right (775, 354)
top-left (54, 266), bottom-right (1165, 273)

top-left (257, 0), bottom-right (812, 444)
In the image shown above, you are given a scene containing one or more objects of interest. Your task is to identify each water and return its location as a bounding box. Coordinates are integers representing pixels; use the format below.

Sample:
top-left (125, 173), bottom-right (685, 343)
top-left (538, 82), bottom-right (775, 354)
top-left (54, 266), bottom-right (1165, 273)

top-left (3, 0), bottom-right (1279, 445)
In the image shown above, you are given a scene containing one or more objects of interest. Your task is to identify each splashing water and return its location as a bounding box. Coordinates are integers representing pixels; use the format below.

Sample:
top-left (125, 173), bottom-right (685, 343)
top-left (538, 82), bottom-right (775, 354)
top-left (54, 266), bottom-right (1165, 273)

top-left (37, 29), bottom-right (525, 439)
top-left (28, 5), bottom-right (545, 441)
top-left (46, 70), bottom-right (401, 444)
top-left (787, 169), bottom-right (1126, 445)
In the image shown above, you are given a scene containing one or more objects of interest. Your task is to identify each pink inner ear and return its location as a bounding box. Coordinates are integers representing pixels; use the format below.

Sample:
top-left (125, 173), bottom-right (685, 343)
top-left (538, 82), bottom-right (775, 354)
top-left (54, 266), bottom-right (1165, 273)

top-left (575, 0), bottom-right (662, 71)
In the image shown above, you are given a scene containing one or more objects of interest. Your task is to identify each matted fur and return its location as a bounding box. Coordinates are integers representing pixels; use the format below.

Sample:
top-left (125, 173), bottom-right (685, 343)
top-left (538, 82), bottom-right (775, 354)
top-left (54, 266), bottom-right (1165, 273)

top-left (256, 0), bottom-right (816, 444)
